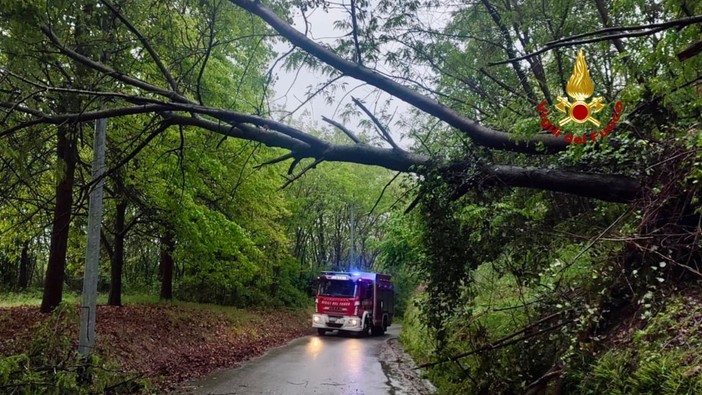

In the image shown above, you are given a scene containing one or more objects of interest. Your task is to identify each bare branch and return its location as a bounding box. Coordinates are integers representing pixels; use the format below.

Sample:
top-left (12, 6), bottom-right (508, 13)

top-left (322, 116), bottom-right (362, 144)
top-left (282, 75), bottom-right (343, 119)
top-left (490, 14), bottom-right (702, 66)
top-left (164, 113), bottom-right (312, 152)
top-left (349, 0), bottom-right (363, 66)
top-left (253, 152), bottom-right (295, 169)
top-left (546, 14), bottom-right (702, 45)
top-left (281, 158), bottom-right (324, 189)
top-left (0, 102), bottom-right (173, 137)
top-left (1, 69), bottom-right (164, 105)
top-left (351, 96), bottom-right (400, 150)
top-left (195, 2), bottom-right (218, 105)
top-left (678, 40), bottom-right (702, 61)
top-left (479, 0), bottom-right (536, 101)
top-left (479, 67), bottom-right (538, 105)
top-left (368, 172), bottom-right (401, 216)
top-left (416, 311), bottom-right (572, 369)
top-left (486, 165), bottom-right (641, 203)
top-left (288, 157), bottom-right (301, 175)
top-left (92, 121), bottom-right (174, 188)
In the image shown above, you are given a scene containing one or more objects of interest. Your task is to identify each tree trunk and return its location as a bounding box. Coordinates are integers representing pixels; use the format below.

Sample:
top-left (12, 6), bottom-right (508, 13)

top-left (41, 125), bottom-right (78, 313)
top-left (17, 240), bottom-right (31, 290)
top-left (108, 199), bottom-right (127, 306)
top-left (316, 213), bottom-right (326, 266)
top-left (159, 232), bottom-right (175, 300)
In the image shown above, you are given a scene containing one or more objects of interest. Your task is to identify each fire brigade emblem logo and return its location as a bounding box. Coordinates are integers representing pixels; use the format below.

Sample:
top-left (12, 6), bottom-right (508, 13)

top-left (555, 50), bottom-right (605, 127)
top-left (536, 49), bottom-right (623, 145)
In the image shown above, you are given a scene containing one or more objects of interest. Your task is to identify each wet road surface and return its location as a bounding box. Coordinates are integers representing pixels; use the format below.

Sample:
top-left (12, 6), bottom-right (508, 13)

top-left (185, 325), bottom-right (405, 395)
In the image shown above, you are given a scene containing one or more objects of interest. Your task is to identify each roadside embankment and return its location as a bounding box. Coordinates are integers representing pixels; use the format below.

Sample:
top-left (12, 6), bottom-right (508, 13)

top-left (0, 301), bottom-right (313, 393)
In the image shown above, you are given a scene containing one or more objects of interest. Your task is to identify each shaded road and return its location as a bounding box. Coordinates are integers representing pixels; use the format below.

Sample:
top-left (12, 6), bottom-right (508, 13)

top-left (184, 325), bottom-right (413, 395)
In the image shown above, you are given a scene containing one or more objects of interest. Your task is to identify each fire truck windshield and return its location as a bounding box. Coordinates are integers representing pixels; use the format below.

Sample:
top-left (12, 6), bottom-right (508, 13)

top-left (318, 279), bottom-right (356, 297)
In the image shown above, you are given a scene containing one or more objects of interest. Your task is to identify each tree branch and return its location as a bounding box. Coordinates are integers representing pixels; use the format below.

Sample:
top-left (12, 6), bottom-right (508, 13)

top-left (1, 96), bottom-right (642, 203)
top-left (480, 0), bottom-right (536, 101)
top-left (322, 116), bottom-right (362, 144)
top-left (281, 157), bottom-right (324, 189)
top-left (253, 152), bottom-right (295, 169)
top-left (0, 102), bottom-right (173, 136)
top-left (678, 40), bottom-right (702, 61)
top-left (490, 14), bottom-right (702, 66)
top-left (416, 311), bottom-right (572, 369)
top-left (92, 121), bottom-right (174, 188)
top-left (369, 172), bottom-right (401, 216)
top-left (228, 0), bottom-right (567, 154)
top-left (349, 0), bottom-right (363, 66)
top-left (351, 96), bottom-right (400, 150)
top-left (486, 165), bottom-right (641, 203)
top-left (100, 0), bottom-right (180, 93)
top-left (40, 25), bottom-right (190, 104)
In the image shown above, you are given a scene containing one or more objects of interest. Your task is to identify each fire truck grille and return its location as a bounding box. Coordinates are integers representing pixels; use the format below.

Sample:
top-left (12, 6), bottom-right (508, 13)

top-left (327, 323), bottom-right (343, 328)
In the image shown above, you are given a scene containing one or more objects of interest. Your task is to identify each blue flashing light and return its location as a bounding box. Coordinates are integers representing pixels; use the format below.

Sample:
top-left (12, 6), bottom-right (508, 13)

top-left (351, 271), bottom-right (361, 276)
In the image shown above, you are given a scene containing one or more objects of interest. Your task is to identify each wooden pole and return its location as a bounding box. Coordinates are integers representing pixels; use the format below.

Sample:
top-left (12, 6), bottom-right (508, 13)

top-left (79, 118), bottom-right (106, 358)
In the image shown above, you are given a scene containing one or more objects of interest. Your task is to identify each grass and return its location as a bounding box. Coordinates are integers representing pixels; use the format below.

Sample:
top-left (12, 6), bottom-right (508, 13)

top-left (0, 290), bottom-right (162, 308)
top-left (0, 290), bottom-right (312, 323)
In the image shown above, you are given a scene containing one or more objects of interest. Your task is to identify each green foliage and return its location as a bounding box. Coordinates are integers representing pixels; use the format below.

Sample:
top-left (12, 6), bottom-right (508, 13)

top-left (374, 211), bottom-right (424, 317)
top-left (399, 292), bottom-right (437, 366)
top-left (413, 174), bottom-right (476, 341)
top-left (284, 148), bottom-right (402, 273)
top-left (0, 0), bottom-right (319, 309)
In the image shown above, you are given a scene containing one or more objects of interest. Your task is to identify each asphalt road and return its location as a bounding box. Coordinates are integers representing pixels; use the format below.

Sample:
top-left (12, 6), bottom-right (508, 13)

top-left (185, 325), bottom-right (409, 395)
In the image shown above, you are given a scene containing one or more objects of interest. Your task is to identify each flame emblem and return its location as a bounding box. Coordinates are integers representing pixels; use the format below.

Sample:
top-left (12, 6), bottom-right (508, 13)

top-left (555, 50), bottom-right (605, 126)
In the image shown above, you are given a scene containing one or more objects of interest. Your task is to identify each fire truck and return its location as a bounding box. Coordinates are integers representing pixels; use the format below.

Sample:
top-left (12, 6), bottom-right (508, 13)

top-left (312, 271), bottom-right (394, 336)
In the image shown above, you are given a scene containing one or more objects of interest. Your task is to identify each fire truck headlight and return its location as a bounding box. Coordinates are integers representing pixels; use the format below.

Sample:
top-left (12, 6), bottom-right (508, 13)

top-left (313, 315), bottom-right (321, 323)
top-left (349, 318), bottom-right (358, 326)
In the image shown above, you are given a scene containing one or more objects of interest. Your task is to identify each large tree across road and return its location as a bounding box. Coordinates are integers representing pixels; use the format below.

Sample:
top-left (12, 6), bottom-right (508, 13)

top-left (5, 1), bottom-right (696, 205)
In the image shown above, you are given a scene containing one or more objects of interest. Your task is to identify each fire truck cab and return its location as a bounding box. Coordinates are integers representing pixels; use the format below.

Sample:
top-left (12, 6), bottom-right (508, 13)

top-left (312, 271), bottom-right (394, 336)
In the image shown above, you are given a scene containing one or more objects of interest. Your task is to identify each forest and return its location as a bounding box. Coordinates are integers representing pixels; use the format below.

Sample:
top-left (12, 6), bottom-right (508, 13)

top-left (0, 0), bottom-right (701, 393)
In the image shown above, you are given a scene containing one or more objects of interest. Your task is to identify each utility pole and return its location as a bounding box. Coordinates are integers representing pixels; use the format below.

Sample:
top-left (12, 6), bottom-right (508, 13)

top-left (349, 203), bottom-right (356, 271)
top-left (79, 119), bottom-right (106, 359)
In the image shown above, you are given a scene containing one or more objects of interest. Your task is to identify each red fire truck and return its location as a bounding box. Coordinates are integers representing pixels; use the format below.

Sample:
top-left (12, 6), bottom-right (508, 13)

top-left (312, 271), bottom-right (394, 336)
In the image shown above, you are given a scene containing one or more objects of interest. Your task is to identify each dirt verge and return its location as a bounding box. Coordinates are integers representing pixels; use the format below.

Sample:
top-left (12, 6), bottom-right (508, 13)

top-left (379, 336), bottom-right (437, 395)
top-left (0, 304), bottom-right (313, 392)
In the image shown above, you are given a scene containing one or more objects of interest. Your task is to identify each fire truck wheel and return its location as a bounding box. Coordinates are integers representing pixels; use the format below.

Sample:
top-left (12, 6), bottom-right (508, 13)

top-left (359, 318), bottom-right (370, 337)
top-left (371, 325), bottom-right (384, 336)
top-left (317, 328), bottom-right (327, 336)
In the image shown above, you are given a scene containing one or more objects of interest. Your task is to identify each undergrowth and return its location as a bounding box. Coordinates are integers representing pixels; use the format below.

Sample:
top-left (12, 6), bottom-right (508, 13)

top-left (0, 303), bottom-right (149, 394)
top-left (572, 294), bottom-right (702, 394)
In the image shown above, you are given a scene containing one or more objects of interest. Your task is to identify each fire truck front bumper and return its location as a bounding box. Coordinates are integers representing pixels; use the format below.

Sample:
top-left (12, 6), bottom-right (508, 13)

top-left (312, 314), bottom-right (363, 332)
